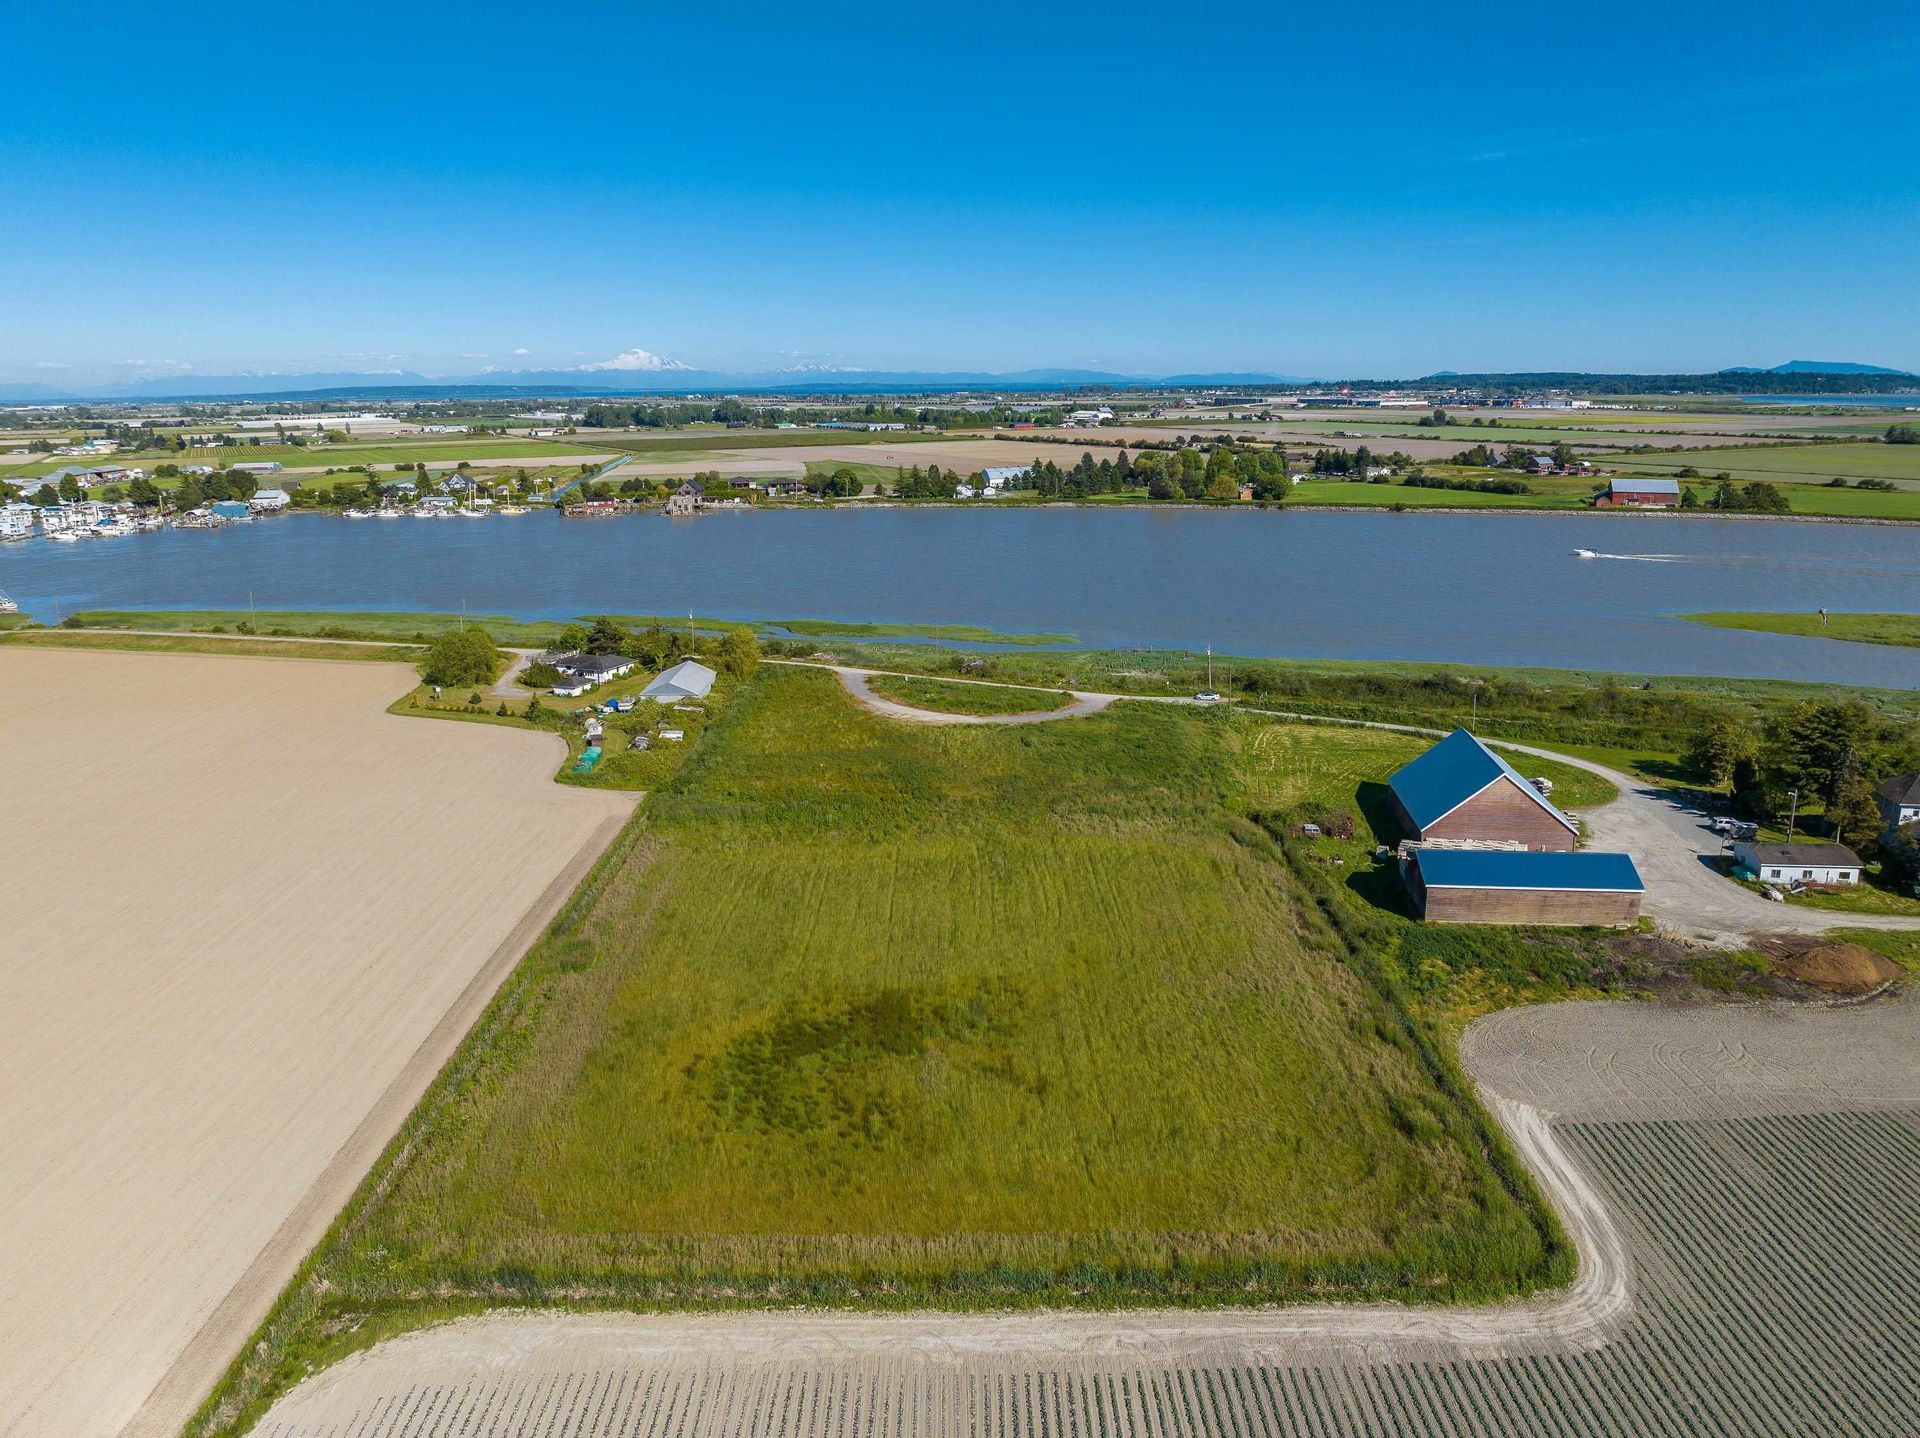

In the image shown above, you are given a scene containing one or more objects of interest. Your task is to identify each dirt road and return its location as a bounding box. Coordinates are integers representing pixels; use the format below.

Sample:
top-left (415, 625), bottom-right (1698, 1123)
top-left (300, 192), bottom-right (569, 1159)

top-left (1492, 738), bottom-right (1920, 944)
top-left (829, 666), bottom-right (1116, 724)
top-left (0, 648), bottom-right (635, 1438)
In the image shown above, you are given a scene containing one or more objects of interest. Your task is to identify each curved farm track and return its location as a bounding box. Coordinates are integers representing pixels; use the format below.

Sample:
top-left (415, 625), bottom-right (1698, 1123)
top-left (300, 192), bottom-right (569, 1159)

top-left (828, 666), bottom-right (1116, 725)
top-left (258, 992), bottom-right (1920, 1437)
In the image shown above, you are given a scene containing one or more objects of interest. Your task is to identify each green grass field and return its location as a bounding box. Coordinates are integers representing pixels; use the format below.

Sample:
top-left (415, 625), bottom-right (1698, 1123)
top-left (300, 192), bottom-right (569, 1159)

top-left (864, 673), bottom-right (1074, 714)
top-left (1621, 441), bottom-right (1920, 485)
top-left (587, 429), bottom-right (951, 455)
top-left (1685, 610), bottom-right (1920, 649)
top-left (0, 438), bottom-right (626, 484)
top-left (1233, 719), bottom-right (1616, 817)
top-left (803, 457), bottom-right (901, 489)
top-left (199, 667), bottom-right (1571, 1433)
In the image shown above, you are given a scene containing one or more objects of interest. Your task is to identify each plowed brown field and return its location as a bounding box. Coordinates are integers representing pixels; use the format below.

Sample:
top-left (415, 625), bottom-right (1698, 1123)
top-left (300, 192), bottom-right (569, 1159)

top-left (0, 649), bottom-right (634, 1438)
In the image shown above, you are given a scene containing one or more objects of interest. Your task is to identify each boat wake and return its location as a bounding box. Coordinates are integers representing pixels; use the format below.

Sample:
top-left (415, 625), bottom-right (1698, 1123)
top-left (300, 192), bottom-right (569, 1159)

top-left (1572, 549), bottom-right (1685, 562)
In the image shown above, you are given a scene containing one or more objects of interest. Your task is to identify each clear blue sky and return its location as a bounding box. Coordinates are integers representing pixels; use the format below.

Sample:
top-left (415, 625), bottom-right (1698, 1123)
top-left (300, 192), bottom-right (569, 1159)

top-left (5, 0), bottom-right (1918, 385)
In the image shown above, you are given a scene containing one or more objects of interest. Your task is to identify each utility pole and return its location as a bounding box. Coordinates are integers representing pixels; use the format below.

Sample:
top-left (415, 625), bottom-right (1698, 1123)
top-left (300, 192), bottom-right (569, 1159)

top-left (248, 589), bottom-right (255, 628)
top-left (1785, 788), bottom-right (1799, 843)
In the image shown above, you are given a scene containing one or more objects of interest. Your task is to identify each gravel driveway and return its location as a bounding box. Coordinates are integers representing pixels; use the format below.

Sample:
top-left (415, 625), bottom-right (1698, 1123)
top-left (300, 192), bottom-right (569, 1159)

top-left (1495, 740), bottom-right (1920, 946)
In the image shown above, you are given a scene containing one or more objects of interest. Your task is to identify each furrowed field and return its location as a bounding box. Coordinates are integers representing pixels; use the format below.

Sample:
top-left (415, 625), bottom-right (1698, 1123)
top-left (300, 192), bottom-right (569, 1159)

top-left (203, 666), bottom-right (1569, 1431)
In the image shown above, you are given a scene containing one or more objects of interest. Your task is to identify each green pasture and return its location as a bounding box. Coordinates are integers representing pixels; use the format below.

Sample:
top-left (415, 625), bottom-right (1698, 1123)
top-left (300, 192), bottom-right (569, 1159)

top-left (1685, 611), bottom-right (1920, 650)
top-left (195, 667), bottom-right (1576, 1433)
top-left (1623, 441), bottom-right (1920, 485)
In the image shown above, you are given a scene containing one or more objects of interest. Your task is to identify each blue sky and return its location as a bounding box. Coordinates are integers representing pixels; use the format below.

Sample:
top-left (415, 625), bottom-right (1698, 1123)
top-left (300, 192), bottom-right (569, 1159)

top-left (5, 0), bottom-right (1918, 385)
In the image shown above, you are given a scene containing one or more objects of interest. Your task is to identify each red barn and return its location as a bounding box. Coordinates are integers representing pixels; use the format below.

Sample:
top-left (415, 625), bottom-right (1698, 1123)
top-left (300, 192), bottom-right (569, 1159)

top-left (1601, 478), bottom-right (1680, 507)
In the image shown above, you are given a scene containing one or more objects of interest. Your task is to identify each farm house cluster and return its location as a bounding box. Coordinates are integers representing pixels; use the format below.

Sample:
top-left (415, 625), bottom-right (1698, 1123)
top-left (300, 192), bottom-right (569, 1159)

top-left (1389, 728), bottom-right (1645, 926)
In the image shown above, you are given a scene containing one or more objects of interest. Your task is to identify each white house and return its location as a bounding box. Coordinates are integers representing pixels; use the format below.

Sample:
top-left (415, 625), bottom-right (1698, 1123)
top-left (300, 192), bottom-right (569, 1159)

top-left (0, 503), bottom-right (37, 539)
top-left (1877, 774), bottom-right (1920, 835)
top-left (248, 488), bottom-right (291, 511)
top-left (640, 659), bottom-right (717, 701)
top-left (1733, 840), bottom-right (1863, 887)
top-left (980, 465), bottom-right (1030, 494)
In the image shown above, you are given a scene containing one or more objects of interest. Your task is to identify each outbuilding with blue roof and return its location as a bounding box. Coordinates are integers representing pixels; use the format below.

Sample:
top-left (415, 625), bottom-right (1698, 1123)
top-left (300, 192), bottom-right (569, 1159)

top-left (1388, 728), bottom-right (1580, 852)
top-left (1405, 847), bottom-right (1645, 926)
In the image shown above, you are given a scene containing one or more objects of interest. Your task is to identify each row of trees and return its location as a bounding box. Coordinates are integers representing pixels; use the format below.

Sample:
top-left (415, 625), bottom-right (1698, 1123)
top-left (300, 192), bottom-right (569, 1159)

top-left (1683, 698), bottom-right (1920, 855)
top-left (533, 616), bottom-right (760, 681)
top-left (1448, 441), bottom-right (1581, 470)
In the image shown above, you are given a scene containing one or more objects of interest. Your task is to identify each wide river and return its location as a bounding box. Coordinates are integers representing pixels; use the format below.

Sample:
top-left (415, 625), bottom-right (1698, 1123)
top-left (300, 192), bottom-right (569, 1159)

top-left (4, 508), bottom-right (1918, 686)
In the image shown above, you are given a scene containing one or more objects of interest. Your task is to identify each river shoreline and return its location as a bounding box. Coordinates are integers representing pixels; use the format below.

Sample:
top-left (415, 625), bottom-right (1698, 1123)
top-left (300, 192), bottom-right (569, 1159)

top-left (5, 506), bottom-right (1916, 686)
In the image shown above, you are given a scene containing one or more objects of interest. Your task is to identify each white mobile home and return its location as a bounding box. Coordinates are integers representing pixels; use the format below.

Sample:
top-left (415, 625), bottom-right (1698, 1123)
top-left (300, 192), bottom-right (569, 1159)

top-left (1732, 840), bottom-right (1863, 887)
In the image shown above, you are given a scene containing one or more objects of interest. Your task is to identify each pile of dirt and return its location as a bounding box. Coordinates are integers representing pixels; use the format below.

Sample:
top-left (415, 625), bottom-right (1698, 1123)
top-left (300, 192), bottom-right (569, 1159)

top-left (1765, 939), bottom-right (1902, 994)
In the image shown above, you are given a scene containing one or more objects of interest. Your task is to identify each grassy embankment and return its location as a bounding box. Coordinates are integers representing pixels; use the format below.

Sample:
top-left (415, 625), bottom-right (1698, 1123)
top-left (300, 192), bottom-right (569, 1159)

top-left (53, 609), bottom-right (1074, 648)
top-left (863, 673), bottom-right (1076, 715)
top-left (189, 667), bottom-right (1575, 1436)
top-left (1685, 611), bottom-right (1920, 650)
top-left (0, 628), bottom-right (422, 663)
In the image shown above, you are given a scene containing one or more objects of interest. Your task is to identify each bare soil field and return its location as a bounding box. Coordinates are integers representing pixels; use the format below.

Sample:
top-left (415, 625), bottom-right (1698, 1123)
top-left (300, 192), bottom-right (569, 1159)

top-left (0, 648), bottom-right (634, 1438)
top-left (253, 991), bottom-right (1920, 1437)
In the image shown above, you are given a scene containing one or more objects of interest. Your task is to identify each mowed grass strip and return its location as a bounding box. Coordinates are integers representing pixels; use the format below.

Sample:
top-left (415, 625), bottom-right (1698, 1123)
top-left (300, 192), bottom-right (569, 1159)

top-left (864, 673), bottom-right (1076, 715)
top-left (317, 668), bottom-right (1557, 1316)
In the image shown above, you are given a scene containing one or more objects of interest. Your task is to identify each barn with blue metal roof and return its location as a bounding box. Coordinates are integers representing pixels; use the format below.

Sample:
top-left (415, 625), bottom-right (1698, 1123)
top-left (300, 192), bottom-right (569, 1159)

top-left (1404, 848), bottom-right (1645, 925)
top-left (1388, 728), bottom-right (1579, 852)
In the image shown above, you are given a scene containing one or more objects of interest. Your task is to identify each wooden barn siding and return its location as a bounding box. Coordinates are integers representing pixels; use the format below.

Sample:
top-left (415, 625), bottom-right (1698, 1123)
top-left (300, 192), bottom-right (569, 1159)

top-left (1421, 777), bottom-right (1578, 851)
top-left (1420, 885), bottom-right (1642, 926)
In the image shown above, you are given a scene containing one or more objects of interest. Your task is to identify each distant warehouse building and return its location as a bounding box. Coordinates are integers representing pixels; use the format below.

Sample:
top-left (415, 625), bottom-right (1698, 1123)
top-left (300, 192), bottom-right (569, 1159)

top-left (1388, 728), bottom-right (1580, 852)
top-left (1403, 848), bottom-right (1645, 926)
top-left (1599, 477), bottom-right (1680, 508)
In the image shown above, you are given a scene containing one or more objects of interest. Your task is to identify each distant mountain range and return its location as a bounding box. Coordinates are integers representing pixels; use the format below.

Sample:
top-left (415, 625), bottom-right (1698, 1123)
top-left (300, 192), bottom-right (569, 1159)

top-left (0, 366), bottom-right (1325, 403)
top-left (1, 360), bottom-right (1912, 405)
top-left (1719, 360), bottom-right (1913, 376)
